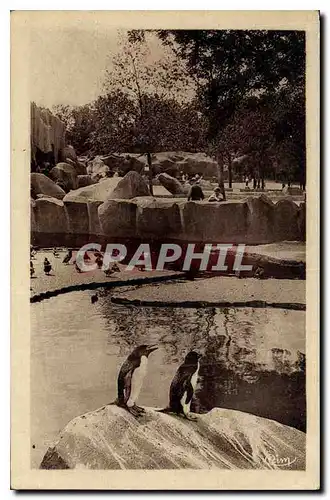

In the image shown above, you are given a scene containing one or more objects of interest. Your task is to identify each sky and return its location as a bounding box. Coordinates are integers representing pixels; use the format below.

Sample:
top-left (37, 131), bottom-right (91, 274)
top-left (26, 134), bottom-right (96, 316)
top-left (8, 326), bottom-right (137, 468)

top-left (28, 26), bottom-right (183, 110)
top-left (29, 27), bottom-right (120, 108)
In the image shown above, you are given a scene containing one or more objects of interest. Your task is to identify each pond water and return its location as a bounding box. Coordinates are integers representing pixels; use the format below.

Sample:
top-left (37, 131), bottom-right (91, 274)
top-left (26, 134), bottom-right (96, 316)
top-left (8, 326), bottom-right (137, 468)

top-left (31, 290), bottom-right (305, 468)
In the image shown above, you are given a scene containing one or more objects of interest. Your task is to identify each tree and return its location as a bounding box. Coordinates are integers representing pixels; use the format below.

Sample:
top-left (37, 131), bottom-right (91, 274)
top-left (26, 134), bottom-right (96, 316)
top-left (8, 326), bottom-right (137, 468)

top-left (53, 103), bottom-right (96, 155)
top-left (103, 32), bottom-right (195, 192)
top-left (89, 91), bottom-right (138, 155)
top-left (156, 29), bottom-right (305, 183)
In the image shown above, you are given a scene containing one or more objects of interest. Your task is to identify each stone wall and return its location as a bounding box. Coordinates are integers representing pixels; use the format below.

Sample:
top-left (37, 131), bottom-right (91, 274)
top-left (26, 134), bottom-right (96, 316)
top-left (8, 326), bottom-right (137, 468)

top-left (31, 194), bottom-right (306, 247)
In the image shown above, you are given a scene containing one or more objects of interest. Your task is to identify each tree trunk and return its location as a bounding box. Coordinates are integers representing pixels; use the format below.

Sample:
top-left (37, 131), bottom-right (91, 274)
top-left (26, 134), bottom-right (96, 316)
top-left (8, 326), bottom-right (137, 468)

top-left (217, 154), bottom-right (226, 201)
top-left (227, 153), bottom-right (233, 189)
top-left (146, 152), bottom-right (153, 196)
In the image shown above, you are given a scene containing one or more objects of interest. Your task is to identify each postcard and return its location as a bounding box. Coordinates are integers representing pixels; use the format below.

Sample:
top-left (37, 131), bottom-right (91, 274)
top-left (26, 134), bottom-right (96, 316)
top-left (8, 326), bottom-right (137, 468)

top-left (11, 10), bottom-right (319, 490)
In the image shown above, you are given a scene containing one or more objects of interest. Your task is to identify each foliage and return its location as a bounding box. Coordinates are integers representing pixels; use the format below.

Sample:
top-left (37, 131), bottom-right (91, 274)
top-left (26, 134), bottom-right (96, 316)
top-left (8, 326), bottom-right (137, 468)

top-left (53, 104), bottom-right (96, 155)
top-left (155, 29), bottom-right (305, 180)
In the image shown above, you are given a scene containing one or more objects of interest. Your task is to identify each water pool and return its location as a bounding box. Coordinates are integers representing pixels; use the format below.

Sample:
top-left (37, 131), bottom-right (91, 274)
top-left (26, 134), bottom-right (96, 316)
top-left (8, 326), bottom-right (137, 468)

top-left (31, 289), bottom-right (305, 467)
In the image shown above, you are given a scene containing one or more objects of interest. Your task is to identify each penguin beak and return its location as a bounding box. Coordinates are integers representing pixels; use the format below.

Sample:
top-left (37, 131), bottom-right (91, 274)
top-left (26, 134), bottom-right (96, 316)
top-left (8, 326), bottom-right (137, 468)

top-left (147, 344), bottom-right (158, 354)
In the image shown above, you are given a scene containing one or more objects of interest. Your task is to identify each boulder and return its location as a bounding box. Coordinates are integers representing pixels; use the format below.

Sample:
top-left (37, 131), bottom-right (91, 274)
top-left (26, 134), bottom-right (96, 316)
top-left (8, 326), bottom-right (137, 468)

top-left (101, 153), bottom-right (146, 175)
top-left (136, 198), bottom-right (182, 239)
top-left (40, 406), bottom-right (305, 470)
top-left (157, 173), bottom-right (185, 195)
top-left (87, 201), bottom-right (103, 236)
top-left (63, 178), bottom-right (121, 203)
top-left (176, 152), bottom-right (218, 178)
top-left (246, 195), bottom-right (275, 244)
top-left (77, 175), bottom-right (95, 189)
top-left (33, 197), bottom-right (68, 234)
top-left (31, 173), bottom-right (65, 200)
top-left (109, 171), bottom-right (150, 199)
top-left (154, 156), bottom-right (178, 177)
top-left (181, 200), bottom-right (248, 243)
top-left (87, 157), bottom-right (110, 181)
top-left (274, 199), bottom-right (300, 241)
top-left (75, 162), bottom-right (88, 176)
top-left (64, 201), bottom-right (89, 235)
top-left (98, 199), bottom-right (137, 238)
top-left (49, 163), bottom-right (78, 192)
top-left (61, 145), bottom-right (77, 164)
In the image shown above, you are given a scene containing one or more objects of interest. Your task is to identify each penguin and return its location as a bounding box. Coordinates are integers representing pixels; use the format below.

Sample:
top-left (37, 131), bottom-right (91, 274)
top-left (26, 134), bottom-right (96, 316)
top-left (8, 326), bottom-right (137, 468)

top-left (53, 248), bottom-right (60, 258)
top-left (112, 344), bottom-right (158, 417)
top-left (30, 260), bottom-right (35, 278)
top-left (95, 255), bottom-right (103, 269)
top-left (75, 261), bottom-right (82, 273)
top-left (111, 263), bottom-right (120, 273)
top-left (104, 267), bottom-right (114, 277)
top-left (43, 258), bottom-right (52, 276)
top-left (63, 249), bottom-right (73, 264)
top-left (91, 294), bottom-right (98, 304)
top-left (158, 351), bottom-right (202, 421)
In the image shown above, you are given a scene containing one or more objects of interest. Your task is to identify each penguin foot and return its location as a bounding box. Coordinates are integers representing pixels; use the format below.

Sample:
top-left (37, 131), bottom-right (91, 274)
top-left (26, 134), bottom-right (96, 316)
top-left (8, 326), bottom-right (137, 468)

top-left (133, 405), bottom-right (146, 413)
top-left (184, 413), bottom-right (198, 421)
top-left (127, 405), bottom-right (145, 417)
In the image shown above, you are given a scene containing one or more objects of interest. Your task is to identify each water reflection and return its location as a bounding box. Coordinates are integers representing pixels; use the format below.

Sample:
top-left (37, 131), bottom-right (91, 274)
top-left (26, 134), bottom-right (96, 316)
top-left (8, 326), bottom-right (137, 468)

top-left (31, 291), bottom-right (305, 467)
top-left (97, 293), bottom-right (305, 431)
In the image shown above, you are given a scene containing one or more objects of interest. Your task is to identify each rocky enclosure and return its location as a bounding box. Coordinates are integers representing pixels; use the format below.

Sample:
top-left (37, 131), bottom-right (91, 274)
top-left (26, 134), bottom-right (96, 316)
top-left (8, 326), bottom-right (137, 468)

top-left (39, 406), bottom-right (305, 470)
top-left (31, 196), bottom-right (306, 246)
top-left (31, 169), bottom-right (305, 246)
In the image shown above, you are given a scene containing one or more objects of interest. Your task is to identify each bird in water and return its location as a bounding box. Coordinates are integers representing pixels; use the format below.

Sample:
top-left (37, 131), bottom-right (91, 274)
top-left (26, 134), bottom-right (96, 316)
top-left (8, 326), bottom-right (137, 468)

top-left (91, 294), bottom-right (98, 304)
top-left (111, 344), bottom-right (158, 417)
top-left (158, 351), bottom-right (202, 421)
top-left (63, 249), bottom-right (73, 265)
top-left (43, 258), bottom-right (52, 276)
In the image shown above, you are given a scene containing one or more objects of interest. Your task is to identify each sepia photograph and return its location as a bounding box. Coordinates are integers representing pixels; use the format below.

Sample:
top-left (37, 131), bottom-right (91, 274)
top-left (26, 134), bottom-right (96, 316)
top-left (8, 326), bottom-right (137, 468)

top-left (11, 10), bottom-right (319, 490)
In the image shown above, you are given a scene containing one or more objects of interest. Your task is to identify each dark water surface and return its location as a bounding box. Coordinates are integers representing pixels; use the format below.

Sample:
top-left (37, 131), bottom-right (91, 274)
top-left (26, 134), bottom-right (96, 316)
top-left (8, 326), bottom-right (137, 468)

top-left (31, 290), bottom-right (305, 467)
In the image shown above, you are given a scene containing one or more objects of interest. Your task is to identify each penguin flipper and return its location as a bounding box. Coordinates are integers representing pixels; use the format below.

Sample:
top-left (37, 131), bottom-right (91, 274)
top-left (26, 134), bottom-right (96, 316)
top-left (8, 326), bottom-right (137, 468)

top-left (117, 361), bottom-right (133, 404)
top-left (184, 382), bottom-right (194, 405)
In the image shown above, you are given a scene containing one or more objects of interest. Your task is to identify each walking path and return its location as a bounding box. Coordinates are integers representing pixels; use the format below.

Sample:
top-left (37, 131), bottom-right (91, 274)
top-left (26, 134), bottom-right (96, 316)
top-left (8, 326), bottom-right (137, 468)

top-left (30, 243), bottom-right (305, 304)
top-left (30, 250), bottom-right (182, 301)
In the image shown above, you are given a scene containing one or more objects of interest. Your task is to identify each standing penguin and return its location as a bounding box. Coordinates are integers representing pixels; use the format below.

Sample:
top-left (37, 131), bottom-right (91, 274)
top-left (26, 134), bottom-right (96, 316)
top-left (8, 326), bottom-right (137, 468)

top-left (112, 344), bottom-right (158, 417)
top-left (158, 351), bottom-right (202, 420)
top-left (43, 258), bottom-right (52, 276)
top-left (63, 249), bottom-right (73, 265)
